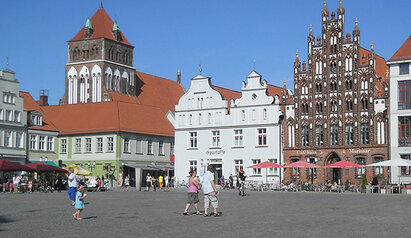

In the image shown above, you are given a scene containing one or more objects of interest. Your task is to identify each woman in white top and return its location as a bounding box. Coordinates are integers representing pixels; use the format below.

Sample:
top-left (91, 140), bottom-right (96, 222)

top-left (146, 173), bottom-right (152, 191)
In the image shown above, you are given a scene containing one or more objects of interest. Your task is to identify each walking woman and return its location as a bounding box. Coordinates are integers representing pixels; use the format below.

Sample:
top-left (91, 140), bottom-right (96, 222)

top-left (183, 170), bottom-right (202, 215)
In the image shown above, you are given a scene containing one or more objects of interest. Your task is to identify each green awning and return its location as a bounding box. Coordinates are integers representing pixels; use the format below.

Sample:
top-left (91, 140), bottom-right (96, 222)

top-left (29, 161), bottom-right (60, 168)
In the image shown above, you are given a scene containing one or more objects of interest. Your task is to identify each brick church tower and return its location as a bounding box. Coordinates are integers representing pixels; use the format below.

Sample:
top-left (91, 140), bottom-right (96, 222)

top-left (282, 0), bottom-right (390, 184)
top-left (63, 6), bottom-right (137, 104)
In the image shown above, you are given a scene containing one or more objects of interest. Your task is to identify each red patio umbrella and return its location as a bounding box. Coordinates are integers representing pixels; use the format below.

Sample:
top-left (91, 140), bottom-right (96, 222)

top-left (0, 159), bottom-right (34, 172)
top-left (324, 160), bottom-right (365, 168)
top-left (25, 162), bottom-right (68, 173)
top-left (284, 160), bottom-right (321, 168)
top-left (248, 161), bottom-right (283, 169)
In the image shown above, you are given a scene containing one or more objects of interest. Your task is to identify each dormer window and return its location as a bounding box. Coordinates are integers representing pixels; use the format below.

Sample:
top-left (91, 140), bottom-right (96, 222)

top-left (31, 114), bottom-right (42, 126)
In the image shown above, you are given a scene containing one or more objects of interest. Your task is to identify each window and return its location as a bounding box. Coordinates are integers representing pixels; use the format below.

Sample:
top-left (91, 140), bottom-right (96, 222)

top-left (189, 132), bottom-right (198, 148)
top-left (211, 130), bottom-right (221, 147)
top-left (198, 113), bottom-right (202, 125)
top-left (374, 157), bottom-right (384, 175)
top-left (14, 111), bottom-right (21, 122)
top-left (331, 101), bottom-right (338, 113)
top-left (136, 139), bottom-right (142, 154)
top-left (75, 138), bottom-right (81, 153)
top-left (330, 125), bottom-right (338, 145)
top-left (47, 137), bottom-right (54, 151)
top-left (208, 113), bottom-right (212, 124)
top-left (346, 79), bottom-right (353, 91)
top-left (346, 100), bottom-right (353, 111)
top-left (361, 123), bottom-right (369, 144)
top-left (398, 80), bottom-right (411, 110)
top-left (330, 81), bottom-right (337, 92)
top-left (170, 142), bottom-right (174, 155)
top-left (361, 98), bottom-right (368, 111)
top-left (83, 138), bottom-right (91, 152)
top-left (291, 158), bottom-right (300, 178)
top-left (0, 109), bottom-right (3, 120)
top-left (400, 63), bottom-right (409, 75)
top-left (159, 141), bottom-right (164, 155)
top-left (355, 157), bottom-right (366, 178)
top-left (345, 124), bottom-right (354, 145)
top-left (252, 159), bottom-right (261, 175)
top-left (107, 137), bottom-right (114, 152)
top-left (331, 62), bottom-right (337, 74)
top-left (307, 157), bottom-right (317, 179)
top-left (234, 129), bottom-right (243, 147)
top-left (14, 132), bottom-right (22, 148)
top-left (316, 126), bottom-right (323, 146)
top-left (302, 126), bottom-right (309, 146)
top-left (316, 83), bottom-right (322, 93)
top-left (399, 117), bottom-right (411, 146)
top-left (6, 110), bottom-right (12, 121)
top-left (189, 160), bottom-right (197, 172)
top-left (241, 110), bottom-right (245, 121)
top-left (3, 93), bottom-right (15, 104)
top-left (257, 128), bottom-right (267, 146)
top-left (268, 158), bottom-right (279, 175)
top-left (97, 137), bottom-right (103, 152)
top-left (147, 140), bottom-right (153, 155)
top-left (39, 136), bottom-right (45, 151)
top-left (61, 139), bottom-right (67, 153)
top-left (400, 154), bottom-right (411, 175)
top-left (123, 138), bottom-right (130, 153)
top-left (302, 103), bottom-right (309, 115)
top-left (316, 102), bottom-right (323, 114)
top-left (263, 108), bottom-right (268, 120)
top-left (4, 131), bottom-right (11, 147)
top-left (234, 159), bottom-right (243, 173)
top-left (30, 135), bottom-right (36, 150)
top-left (30, 115), bottom-right (42, 126)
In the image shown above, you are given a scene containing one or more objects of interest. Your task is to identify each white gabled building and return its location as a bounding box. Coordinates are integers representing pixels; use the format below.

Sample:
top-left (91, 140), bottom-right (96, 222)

top-left (388, 36), bottom-right (411, 184)
top-left (168, 71), bottom-right (283, 185)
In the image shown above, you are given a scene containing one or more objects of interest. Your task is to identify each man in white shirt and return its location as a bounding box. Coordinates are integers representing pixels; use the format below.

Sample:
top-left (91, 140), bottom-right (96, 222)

top-left (202, 165), bottom-right (221, 217)
top-left (66, 168), bottom-right (78, 206)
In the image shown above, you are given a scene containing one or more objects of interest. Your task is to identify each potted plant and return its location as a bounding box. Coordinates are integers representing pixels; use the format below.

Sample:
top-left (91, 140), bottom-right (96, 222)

top-left (361, 175), bottom-right (367, 193)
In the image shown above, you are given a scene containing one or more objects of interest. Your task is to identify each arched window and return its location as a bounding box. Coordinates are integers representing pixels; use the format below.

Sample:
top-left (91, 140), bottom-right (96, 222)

top-left (346, 99), bottom-right (353, 111)
top-left (330, 81), bottom-right (337, 92)
top-left (316, 102), bottom-right (323, 114)
top-left (346, 79), bottom-right (353, 91)
top-left (331, 101), bottom-right (338, 113)
top-left (331, 62), bottom-right (337, 74)
top-left (316, 83), bottom-right (322, 93)
top-left (263, 108), bottom-right (267, 120)
top-left (361, 98), bottom-right (368, 110)
top-left (399, 117), bottom-right (411, 146)
top-left (302, 103), bottom-right (309, 115)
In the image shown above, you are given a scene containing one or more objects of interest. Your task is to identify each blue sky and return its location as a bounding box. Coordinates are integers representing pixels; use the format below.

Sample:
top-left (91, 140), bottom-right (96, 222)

top-left (1, 0), bottom-right (410, 105)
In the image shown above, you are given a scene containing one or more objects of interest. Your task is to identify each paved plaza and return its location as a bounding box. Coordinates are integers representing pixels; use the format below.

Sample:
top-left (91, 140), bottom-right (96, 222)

top-left (0, 188), bottom-right (410, 238)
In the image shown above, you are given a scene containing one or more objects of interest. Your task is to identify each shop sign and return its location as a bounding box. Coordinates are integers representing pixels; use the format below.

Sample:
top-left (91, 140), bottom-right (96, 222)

top-left (206, 150), bottom-right (225, 155)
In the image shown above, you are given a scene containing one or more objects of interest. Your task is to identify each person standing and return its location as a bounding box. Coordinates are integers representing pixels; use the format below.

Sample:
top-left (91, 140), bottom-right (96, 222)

top-left (146, 173), bottom-right (152, 191)
top-left (159, 174), bottom-right (164, 190)
top-left (202, 165), bottom-right (221, 217)
top-left (56, 175), bottom-right (63, 192)
top-left (183, 170), bottom-right (202, 215)
top-left (229, 174), bottom-right (234, 189)
top-left (67, 168), bottom-right (78, 206)
top-left (13, 174), bottom-right (20, 193)
top-left (124, 175), bottom-right (130, 191)
top-left (164, 175), bottom-right (170, 192)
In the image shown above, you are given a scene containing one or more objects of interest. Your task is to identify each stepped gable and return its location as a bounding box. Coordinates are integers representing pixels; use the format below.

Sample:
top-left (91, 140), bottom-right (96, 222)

top-left (70, 8), bottom-right (132, 46)
top-left (136, 71), bottom-right (185, 113)
top-left (20, 92), bottom-right (58, 132)
top-left (388, 35), bottom-right (411, 62)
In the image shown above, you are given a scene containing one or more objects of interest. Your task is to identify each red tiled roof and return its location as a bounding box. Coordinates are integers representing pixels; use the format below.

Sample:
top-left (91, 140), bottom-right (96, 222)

top-left (359, 47), bottom-right (389, 98)
top-left (21, 92), bottom-right (59, 132)
top-left (108, 90), bottom-right (140, 104)
top-left (70, 8), bottom-right (132, 46)
top-left (41, 101), bottom-right (174, 137)
top-left (136, 71), bottom-right (185, 113)
top-left (212, 86), bottom-right (241, 103)
top-left (267, 84), bottom-right (284, 103)
top-left (388, 36), bottom-right (411, 62)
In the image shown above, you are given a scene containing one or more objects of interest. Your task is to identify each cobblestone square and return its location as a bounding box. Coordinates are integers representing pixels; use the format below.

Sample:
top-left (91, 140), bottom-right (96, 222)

top-left (1, 189), bottom-right (410, 238)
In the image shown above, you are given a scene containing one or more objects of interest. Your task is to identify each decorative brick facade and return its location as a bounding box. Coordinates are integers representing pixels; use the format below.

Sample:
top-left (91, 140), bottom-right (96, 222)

top-left (282, 1), bottom-right (389, 184)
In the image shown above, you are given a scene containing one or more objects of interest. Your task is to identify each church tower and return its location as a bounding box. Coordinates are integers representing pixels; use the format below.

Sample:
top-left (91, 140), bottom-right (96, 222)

top-left (63, 6), bottom-right (136, 104)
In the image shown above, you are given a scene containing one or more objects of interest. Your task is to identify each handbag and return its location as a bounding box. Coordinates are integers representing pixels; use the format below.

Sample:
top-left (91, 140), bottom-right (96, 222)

top-left (197, 183), bottom-right (202, 190)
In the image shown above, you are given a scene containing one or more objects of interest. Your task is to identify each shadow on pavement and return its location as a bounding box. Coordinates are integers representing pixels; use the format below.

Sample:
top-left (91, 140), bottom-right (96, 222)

top-left (83, 216), bottom-right (98, 220)
top-left (0, 215), bottom-right (14, 231)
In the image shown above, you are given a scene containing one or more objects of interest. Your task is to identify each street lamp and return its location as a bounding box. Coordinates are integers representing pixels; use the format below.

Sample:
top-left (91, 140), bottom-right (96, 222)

top-left (87, 160), bottom-right (96, 172)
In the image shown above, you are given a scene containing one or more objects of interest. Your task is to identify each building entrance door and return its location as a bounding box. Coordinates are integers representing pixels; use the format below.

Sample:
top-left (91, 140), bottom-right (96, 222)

top-left (212, 164), bottom-right (222, 185)
top-left (327, 153), bottom-right (341, 184)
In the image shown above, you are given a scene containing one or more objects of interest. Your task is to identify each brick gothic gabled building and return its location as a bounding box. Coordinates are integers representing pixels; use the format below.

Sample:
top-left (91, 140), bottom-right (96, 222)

top-left (282, 1), bottom-right (389, 184)
top-left (63, 7), bottom-right (137, 104)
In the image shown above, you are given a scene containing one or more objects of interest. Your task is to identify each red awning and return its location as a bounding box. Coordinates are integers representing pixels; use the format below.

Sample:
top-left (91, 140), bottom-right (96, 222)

top-left (284, 161), bottom-right (321, 168)
top-left (324, 160), bottom-right (365, 168)
top-left (25, 162), bottom-right (68, 173)
top-left (248, 161), bottom-right (283, 169)
top-left (170, 154), bottom-right (175, 162)
top-left (0, 159), bottom-right (34, 172)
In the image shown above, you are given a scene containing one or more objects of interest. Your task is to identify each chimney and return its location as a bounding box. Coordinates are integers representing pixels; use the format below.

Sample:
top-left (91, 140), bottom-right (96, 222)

top-left (177, 69), bottom-right (181, 84)
top-left (39, 89), bottom-right (49, 106)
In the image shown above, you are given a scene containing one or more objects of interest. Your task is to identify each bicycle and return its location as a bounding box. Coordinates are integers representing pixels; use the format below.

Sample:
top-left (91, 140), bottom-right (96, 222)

top-left (238, 180), bottom-right (246, 196)
top-left (37, 184), bottom-right (54, 193)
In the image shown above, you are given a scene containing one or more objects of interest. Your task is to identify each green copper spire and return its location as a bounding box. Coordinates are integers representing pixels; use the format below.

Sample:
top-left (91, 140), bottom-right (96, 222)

top-left (85, 18), bottom-right (93, 29)
top-left (113, 21), bottom-right (119, 31)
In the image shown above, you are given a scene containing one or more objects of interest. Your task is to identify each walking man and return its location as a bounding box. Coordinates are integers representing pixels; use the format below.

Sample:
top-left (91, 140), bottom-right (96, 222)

top-left (66, 168), bottom-right (78, 206)
top-left (202, 165), bottom-right (221, 217)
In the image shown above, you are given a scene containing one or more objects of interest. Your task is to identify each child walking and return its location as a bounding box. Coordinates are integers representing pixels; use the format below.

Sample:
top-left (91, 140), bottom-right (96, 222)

top-left (73, 185), bottom-right (87, 221)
